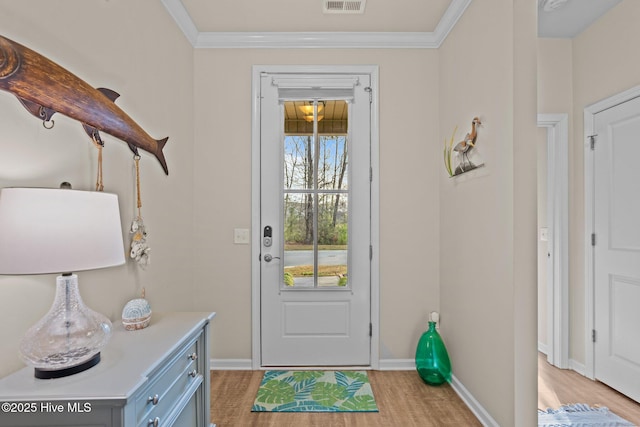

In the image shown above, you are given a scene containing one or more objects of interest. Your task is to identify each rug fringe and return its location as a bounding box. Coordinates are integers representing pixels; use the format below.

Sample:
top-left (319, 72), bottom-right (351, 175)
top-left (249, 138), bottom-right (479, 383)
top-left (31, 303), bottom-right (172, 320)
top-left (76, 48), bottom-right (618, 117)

top-left (538, 403), bottom-right (611, 414)
top-left (538, 403), bottom-right (636, 427)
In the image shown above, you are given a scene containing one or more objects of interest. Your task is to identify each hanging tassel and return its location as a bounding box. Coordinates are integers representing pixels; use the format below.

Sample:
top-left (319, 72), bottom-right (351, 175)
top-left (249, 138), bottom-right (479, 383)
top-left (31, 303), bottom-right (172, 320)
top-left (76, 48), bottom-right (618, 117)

top-left (135, 154), bottom-right (142, 217)
top-left (130, 155), bottom-right (150, 267)
top-left (91, 134), bottom-right (104, 192)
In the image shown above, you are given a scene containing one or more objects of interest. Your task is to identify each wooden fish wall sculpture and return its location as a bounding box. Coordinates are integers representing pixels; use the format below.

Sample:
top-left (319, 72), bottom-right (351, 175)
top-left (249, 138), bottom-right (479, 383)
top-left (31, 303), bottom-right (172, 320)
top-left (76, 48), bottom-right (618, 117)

top-left (0, 35), bottom-right (169, 175)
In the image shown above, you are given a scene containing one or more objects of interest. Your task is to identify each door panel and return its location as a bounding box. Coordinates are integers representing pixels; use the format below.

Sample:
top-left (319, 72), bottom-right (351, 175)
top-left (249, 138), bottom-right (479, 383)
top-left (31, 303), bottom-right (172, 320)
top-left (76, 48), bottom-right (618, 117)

top-left (594, 96), bottom-right (640, 402)
top-left (609, 276), bottom-right (640, 366)
top-left (260, 73), bottom-right (371, 366)
top-left (608, 115), bottom-right (640, 251)
top-left (283, 301), bottom-right (350, 336)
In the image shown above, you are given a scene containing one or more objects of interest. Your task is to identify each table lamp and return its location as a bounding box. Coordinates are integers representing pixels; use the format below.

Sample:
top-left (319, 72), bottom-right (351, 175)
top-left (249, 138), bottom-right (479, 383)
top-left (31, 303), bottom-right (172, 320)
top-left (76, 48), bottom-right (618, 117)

top-left (0, 186), bottom-right (125, 379)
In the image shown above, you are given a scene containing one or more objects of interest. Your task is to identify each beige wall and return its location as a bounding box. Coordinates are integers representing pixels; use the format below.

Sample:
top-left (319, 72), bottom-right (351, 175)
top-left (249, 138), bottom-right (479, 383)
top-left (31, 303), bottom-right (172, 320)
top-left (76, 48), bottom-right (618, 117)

top-left (537, 39), bottom-right (573, 114)
top-left (0, 0), bottom-right (195, 377)
top-left (0, 1), bottom-right (542, 424)
top-left (191, 49), bottom-right (441, 361)
top-left (537, 0), bottom-right (640, 368)
top-left (439, 1), bottom-right (537, 425)
top-left (512, 3), bottom-right (539, 422)
top-left (0, 3), bottom-right (443, 369)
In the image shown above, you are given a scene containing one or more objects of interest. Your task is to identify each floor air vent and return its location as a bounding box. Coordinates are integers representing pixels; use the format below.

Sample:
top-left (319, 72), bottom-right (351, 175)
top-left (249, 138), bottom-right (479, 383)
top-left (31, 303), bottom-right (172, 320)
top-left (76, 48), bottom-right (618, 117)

top-left (323, 0), bottom-right (366, 14)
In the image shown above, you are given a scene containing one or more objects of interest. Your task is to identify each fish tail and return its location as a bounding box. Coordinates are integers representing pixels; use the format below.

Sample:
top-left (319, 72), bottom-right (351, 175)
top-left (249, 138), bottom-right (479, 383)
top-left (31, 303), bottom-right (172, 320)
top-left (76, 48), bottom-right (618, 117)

top-left (155, 137), bottom-right (169, 175)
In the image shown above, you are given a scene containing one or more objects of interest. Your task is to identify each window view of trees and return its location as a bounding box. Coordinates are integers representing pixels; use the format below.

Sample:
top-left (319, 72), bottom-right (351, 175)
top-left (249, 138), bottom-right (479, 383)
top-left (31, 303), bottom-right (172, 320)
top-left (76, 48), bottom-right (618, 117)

top-left (282, 99), bottom-right (349, 287)
top-left (283, 135), bottom-right (348, 247)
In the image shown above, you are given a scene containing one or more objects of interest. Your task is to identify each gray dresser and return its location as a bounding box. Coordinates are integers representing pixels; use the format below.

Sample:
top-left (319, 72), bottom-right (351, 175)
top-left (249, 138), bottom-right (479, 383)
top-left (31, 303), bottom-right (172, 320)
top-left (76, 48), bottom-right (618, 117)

top-left (0, 312), bottom-right (216, 427)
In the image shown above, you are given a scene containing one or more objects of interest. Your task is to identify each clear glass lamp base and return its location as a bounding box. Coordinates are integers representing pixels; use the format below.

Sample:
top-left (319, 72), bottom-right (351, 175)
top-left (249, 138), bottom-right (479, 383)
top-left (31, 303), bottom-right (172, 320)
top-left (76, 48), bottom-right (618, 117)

top-left (19, 274), bottom-right (112, 379)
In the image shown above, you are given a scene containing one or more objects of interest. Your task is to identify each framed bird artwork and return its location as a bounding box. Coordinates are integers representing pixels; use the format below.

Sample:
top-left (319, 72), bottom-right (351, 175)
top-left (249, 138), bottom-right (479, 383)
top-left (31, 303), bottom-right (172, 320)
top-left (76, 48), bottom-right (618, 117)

top-left (444, 117), bottom-right (485, 177)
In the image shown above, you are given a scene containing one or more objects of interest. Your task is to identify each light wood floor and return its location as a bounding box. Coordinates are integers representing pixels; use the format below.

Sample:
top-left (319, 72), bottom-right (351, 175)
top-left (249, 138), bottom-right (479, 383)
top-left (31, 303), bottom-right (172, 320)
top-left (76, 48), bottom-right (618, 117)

top-left (210, 370), bottom-right (482, 426)
top-left (209, 359), bottom-right (640, 426)
top-left (538, 352), bottom-right (640, 425)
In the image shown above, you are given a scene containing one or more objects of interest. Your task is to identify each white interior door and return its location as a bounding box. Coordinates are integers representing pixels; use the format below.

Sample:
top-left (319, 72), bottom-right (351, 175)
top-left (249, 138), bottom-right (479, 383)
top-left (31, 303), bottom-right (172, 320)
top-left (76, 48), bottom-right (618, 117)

top-left (593, 96), bottom-right (640, 402)
top-left (259, 72), bottom-right (371, 366)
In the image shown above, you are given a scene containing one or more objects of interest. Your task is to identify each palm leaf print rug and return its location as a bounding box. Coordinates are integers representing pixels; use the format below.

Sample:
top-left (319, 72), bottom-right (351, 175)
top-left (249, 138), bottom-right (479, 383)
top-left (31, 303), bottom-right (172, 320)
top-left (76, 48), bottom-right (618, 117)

top-left (252, 370), bottom-right (379, 412)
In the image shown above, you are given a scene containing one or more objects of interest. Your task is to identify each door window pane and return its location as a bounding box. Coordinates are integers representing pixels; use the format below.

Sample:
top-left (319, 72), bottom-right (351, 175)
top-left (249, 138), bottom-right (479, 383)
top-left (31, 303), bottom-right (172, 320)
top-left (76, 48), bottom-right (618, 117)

top-left (319, 136), bottom-right (348, 190)
top-left (318, 193), bottom-right (348, 287)
top-left (282, 100), bottom-right (349, 289)
top-left (284, 135), bottom-right (314, 190)
top-left (283, 193), bottom-right (315, 288)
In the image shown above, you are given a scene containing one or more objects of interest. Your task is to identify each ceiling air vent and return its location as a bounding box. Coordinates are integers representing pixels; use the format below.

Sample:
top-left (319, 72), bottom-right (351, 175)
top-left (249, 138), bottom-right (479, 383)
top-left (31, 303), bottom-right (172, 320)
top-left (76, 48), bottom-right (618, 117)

top-left (323, 0), bottom-right (366, 14)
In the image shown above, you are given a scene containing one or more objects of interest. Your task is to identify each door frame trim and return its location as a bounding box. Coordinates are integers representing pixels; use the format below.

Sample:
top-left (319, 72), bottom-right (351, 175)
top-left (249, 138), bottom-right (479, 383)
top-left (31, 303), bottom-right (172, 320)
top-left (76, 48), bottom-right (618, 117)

top-left (584, 84), bottom-right (640, 379)
top-left (538, 113), bottom-right (569, 369)
top-left (250, 65), bottom-right (380, 369)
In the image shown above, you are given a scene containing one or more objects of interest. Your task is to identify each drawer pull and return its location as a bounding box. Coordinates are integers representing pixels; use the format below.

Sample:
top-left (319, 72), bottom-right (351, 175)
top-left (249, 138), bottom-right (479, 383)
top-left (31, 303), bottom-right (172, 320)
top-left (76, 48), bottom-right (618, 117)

top-left (148, 417), bottom-right (160, 427)
top-left (189, 369), bottom-right (198, 378)
top-left (189, 352), bottom-right (198, 361)
top-left (148, 394), bottom-right (159, 405)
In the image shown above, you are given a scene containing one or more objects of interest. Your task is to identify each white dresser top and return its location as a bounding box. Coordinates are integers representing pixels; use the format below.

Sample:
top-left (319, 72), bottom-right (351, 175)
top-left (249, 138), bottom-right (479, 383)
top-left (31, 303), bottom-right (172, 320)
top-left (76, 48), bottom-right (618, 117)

top-left (0, 312), bottom-right (215, 401)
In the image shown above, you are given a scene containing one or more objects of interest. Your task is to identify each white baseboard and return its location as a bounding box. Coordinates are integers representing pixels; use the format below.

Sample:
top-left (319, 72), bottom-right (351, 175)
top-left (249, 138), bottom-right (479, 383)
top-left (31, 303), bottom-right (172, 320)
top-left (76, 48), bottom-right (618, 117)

top-left (569, 358), bottom-right (585, 376)
top-left (210, 358), bottom-right (417, 371)
top-left (538, 341), bottom-right (548, 355)
top-left (378, 358), bottom-right (415, 370)
top-left (210, 359), bottom-right (253, 370)
top-left (450, 374), bottom-right (500, 427)
top-left (538, 352), bottom-right (587, 378)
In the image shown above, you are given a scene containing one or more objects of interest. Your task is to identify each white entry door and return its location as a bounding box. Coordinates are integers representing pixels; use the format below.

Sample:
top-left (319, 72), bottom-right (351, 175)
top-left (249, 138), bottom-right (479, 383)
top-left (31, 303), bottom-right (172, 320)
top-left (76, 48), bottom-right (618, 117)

top-left (593, 96), bottom-right (640, 402)
top-left (259, 72), bottom-right (372, 366)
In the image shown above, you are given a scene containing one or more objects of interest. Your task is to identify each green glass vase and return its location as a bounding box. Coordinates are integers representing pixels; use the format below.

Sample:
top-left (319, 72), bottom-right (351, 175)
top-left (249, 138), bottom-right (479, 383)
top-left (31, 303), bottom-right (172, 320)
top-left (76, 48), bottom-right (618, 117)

top-left (415, 320), bottom-right (451, 385)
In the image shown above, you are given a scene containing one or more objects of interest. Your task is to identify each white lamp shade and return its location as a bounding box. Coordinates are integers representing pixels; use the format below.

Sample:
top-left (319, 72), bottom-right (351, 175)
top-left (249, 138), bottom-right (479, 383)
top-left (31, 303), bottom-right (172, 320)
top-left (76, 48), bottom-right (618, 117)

top-left (0, 188), bottom-right (126, 275)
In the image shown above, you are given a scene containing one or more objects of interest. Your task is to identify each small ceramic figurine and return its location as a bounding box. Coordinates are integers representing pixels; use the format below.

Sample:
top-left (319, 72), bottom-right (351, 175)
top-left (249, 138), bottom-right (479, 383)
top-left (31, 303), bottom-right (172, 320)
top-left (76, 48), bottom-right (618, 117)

top-left (122, 288), bottom-right (152, 331)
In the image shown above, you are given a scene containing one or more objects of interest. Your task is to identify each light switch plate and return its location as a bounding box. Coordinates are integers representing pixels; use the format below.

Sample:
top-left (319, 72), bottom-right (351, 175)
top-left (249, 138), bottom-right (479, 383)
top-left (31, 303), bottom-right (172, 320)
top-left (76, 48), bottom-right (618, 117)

top-left (234, 228), bottom-right (250, 244)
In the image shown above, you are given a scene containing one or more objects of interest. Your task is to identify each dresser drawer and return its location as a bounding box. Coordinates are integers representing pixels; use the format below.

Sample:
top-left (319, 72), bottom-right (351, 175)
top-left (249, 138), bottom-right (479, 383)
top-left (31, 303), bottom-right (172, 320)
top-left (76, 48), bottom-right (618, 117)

top-left (135, 330), bottom-right (204, 426)
top-left (0, 312), bottom-right (215, 427)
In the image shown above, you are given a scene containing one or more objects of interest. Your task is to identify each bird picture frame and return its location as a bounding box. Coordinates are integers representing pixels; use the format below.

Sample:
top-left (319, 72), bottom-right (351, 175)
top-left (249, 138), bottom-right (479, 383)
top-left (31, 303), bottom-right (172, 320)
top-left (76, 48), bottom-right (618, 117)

top-left (444, 117), bottom-right (485, 177)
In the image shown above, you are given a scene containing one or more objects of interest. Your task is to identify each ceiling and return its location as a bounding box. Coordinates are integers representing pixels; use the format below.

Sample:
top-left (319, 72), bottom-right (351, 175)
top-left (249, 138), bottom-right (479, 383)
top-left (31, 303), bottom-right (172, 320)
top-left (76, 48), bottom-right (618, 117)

top-left (284, 101), bottom-right (349, 134)
top-left (163, 0), bottom-right (625, 48)
top-left (537, 0), bottom-right (622, 38)
top-left (180, 0), bottom-right (451, 33)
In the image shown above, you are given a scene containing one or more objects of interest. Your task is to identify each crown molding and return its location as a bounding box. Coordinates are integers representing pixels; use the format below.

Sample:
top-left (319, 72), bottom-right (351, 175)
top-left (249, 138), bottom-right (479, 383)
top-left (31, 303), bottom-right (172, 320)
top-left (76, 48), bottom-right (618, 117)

top-left (432, 0), bottom-right (472, 46)
top-left (194, 31), bottom-right (441, 49)
top-left (161, 0), bottom-right (472, 49)
top-left (160, 0), bottom-right (198, 46)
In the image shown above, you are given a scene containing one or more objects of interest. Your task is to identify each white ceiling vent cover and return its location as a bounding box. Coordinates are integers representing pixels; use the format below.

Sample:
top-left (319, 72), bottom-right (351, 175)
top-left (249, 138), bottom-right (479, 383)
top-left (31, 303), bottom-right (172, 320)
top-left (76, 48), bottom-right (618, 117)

top-left (323, 0), bottom-right (366, 14)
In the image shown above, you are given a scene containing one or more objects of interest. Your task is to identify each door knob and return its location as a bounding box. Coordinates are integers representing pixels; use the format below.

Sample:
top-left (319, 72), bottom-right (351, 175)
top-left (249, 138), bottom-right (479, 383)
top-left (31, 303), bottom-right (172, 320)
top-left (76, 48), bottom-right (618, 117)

top-left (263, 254), bottom-right (280, 262)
